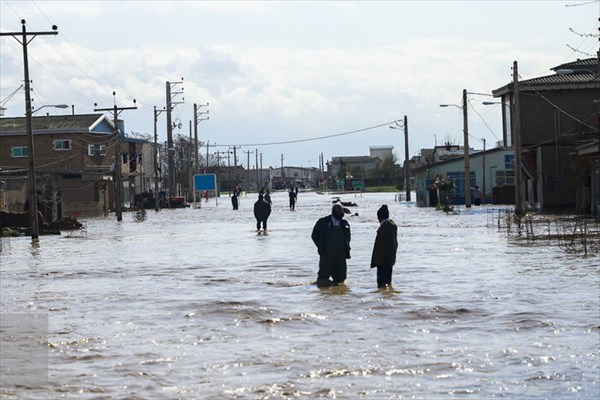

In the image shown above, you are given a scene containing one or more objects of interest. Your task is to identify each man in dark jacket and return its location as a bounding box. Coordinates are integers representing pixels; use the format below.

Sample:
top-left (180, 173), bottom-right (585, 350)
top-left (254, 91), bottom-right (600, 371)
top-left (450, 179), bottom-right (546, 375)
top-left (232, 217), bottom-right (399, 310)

top-left (311, 203), bottom-right (351, 287)
top-left (253, 193), bottom-right (271, 231)
top-left (370, 205), bottom-right (398, 288)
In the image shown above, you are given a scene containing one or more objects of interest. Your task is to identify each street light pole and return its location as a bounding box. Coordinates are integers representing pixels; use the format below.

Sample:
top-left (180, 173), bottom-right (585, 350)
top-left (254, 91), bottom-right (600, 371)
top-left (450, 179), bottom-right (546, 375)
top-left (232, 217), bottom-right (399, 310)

top-left (439, 92), bottom-right (471, 208)
top-left (462, 89), bottom-right (471, 208)
top-left (153, 106), bottom-right (166, 212)
top-left (1, 20), bottom-right (58, 240)
top-left (31, 104), bottom-right (69, 115)
top-left (389, 116), bottom-right (410, 201)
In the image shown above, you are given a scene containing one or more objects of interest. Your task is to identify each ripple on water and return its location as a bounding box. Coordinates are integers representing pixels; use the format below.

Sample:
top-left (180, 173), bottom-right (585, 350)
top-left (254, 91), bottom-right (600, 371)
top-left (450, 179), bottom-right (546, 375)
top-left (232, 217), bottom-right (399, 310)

top-left (1, 192), bottom-right (598, 399)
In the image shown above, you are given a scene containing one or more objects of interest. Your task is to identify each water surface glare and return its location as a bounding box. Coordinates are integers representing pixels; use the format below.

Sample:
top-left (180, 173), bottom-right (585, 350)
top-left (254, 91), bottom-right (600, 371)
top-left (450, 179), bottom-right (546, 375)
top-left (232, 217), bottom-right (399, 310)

top-left (1, 191), bottom-right (598, 399)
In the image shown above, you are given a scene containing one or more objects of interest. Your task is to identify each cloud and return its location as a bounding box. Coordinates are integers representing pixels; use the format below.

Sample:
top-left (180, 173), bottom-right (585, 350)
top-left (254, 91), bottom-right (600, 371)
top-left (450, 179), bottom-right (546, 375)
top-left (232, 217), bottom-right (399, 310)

top-left (2, 0), bottom-right (588, 166)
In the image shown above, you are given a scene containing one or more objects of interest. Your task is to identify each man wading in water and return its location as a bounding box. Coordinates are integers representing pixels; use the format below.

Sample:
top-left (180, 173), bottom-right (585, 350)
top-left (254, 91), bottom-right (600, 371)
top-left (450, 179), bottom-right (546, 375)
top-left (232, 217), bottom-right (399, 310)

top-left (311, 203), bottom-right (351, 287)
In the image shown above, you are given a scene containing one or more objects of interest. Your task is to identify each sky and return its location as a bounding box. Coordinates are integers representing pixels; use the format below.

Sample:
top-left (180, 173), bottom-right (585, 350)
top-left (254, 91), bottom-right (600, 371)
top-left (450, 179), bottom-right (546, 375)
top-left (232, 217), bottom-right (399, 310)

top-left (1, 0), bottom-right (598, 169)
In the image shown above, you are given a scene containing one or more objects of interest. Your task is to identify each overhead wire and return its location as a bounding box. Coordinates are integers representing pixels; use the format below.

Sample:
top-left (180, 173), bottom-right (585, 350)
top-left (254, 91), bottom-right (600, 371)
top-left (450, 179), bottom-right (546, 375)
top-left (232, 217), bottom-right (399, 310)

top-left (467, 99), bottom-right (500, 143)
top-left (4, 1), bottom-right (147, 109)
top-left (0, 84), bottom-right (23, 107)
top-left (212, 119), bottom-right (403, 148)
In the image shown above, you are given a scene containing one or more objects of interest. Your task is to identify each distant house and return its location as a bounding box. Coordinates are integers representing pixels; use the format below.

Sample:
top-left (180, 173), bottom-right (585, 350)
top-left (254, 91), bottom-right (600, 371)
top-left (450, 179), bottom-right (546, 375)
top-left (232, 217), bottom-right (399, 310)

top-left (492, 57), bottom-right (599, 215)
top-left (329, 155), bottom-right (379, 180)
top-left (0, 113), bottom-right (150, 219)
top-left (369, 145), bottom-right (394, 161)
top-left (271, 166), bottom-right (318, 189)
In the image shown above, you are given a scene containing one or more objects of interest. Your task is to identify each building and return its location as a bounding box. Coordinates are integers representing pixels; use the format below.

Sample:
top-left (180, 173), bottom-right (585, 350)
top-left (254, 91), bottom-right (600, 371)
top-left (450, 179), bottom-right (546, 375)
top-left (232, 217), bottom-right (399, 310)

top-left (492, 57), bottom-right (599, 214)
top-left (413, 147), bottom-right (515, 206)
top-left (271, 166), bottom-right (319, 189)
top-left (0, 113), bottom-right (150, 219)
top-left (369, 145), bottom-right (394, 161)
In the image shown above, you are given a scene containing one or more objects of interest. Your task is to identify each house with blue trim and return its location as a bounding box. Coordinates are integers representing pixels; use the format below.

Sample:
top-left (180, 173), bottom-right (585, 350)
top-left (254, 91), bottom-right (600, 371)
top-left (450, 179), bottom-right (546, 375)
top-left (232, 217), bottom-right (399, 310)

top-left (413, 147), bottom-right (515, 207)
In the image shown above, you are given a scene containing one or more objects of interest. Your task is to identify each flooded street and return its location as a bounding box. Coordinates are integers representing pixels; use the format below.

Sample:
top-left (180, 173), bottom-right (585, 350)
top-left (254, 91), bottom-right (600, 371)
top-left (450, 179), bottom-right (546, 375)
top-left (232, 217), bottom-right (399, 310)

top-left (1, 191), bottom-right (599, 399)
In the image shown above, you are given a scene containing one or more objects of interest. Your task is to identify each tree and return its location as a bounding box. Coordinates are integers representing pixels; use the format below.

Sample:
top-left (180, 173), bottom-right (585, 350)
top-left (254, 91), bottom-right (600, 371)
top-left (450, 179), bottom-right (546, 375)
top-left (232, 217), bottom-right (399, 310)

top-left (160, 134), bottom-right (200, 196)
top-left (372, 154), bottom-right (397, 180)
top-left (431, 175), bottom-right (455, 213)
top-left (443, 135), bottom-right (457, 149)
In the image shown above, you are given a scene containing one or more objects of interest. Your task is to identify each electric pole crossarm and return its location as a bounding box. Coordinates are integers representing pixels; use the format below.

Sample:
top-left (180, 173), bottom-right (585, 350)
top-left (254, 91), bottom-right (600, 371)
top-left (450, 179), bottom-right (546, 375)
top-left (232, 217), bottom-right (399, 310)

top-left (94, 97), bottom-right (138, 222)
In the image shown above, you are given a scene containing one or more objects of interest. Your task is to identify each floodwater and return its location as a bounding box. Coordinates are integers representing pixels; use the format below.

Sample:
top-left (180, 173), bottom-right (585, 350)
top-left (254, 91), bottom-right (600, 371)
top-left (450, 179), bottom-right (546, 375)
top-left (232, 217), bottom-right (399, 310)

top-left (1, 191), bottom-right (598, 399)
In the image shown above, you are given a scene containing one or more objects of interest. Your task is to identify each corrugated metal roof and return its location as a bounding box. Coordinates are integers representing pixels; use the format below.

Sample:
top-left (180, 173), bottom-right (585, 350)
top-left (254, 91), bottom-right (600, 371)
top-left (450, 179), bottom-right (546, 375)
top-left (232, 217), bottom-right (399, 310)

top-left (552, 57), bottom-right (598, 71)
top-left (0, 113), bottom-right (112, 133)
top-left (493, 72), bottom-right (599, 96)
top-left (492, 57), bottom-right (599, 96)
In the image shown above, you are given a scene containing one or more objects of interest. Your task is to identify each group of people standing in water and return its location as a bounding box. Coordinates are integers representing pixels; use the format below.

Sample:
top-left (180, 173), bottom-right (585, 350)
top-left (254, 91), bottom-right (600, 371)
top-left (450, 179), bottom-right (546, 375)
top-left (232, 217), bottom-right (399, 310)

top-left (237, 188), bottom-right (398, 288)
top-left (312, 203), bottom-right (397, 289)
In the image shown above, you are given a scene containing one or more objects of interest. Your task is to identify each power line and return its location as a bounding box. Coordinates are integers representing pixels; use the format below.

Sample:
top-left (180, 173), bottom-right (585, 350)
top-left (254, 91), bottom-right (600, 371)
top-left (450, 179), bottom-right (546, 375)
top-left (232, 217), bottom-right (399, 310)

top-left (0, 84), bottom-right (23, 107)
top-left (467, 99), bottom-right (500, 142)
top-left (212, 119), bottom-right (403, 147)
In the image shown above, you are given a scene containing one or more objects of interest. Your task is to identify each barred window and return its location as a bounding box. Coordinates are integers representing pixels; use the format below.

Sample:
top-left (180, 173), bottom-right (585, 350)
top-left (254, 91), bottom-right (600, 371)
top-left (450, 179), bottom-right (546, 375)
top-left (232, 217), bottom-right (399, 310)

top-left (495, 170), bottom-right (515, 186)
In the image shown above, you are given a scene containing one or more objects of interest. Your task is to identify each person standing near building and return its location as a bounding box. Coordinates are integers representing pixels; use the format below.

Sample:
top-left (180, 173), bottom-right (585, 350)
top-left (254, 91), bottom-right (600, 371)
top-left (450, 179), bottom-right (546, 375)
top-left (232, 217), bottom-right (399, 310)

top-left (231, 185), bottom-right (241, 210)
top-left (473, 186), bottom-right (483, 206)
top-left (253, 193), bottom-right (271, 232)
top-left (370, 205), bottom-right (398, 288)
top-left (288, 187), bottom-right (297, 210)
top-left (311, 203), bottom-right (351, 287)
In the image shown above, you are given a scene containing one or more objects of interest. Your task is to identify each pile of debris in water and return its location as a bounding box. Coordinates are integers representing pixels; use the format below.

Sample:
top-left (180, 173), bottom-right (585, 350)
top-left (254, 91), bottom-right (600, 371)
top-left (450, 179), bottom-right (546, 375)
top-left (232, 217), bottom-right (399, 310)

top-left (0, 211), bottom-right (83, 237)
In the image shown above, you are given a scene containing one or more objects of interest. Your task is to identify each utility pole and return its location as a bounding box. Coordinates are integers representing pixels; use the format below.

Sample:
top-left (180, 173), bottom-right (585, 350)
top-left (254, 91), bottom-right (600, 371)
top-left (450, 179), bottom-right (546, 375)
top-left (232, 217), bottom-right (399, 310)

top-left (165, 79), bottom-right (184, 196)
top-left (513, 61), bottom-right (524, 216)
top-left (260, 152), bottom-right (263, 189)
top-left (215, 150), bottom-right (222, 176)
top-left (389, 117), bottom-right (410, 201)
top-left (230, 146), bottom-right (240, 186)
top-left (94, 94), bottom-right (137, 222)
top-left (205, 141), bottom-right (211, 173)
top-left (153, 108), bottom-right (164, 209)
top-left (1, 20), bottom-right (58, 240)
top-left (244, 149), bottom-right (254, 191)
top-left (462, 89), bottom-right (472, 208)
top-left (403, 115), bottom-right (411, 202)
top-left (482, 138), bottom-right (486, 203)
top-left (226, 149), bottom-right (232, 190)
top-left (281, 154), bottom-right (285, 186)
top-left (188, 120), bottom-right (194, 202)
top-left (153, 106), bottom-right (166, 211)
top-left (193, 102), bottom-right (209, 174)
top-left (255, 149), bottom-right (259, 190)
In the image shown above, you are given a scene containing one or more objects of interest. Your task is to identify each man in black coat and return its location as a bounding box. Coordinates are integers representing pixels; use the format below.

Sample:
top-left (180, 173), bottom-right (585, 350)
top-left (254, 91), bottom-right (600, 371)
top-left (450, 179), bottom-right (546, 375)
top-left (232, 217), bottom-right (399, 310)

top-left (253, 193), bottom-right (271, 231)
top-left (370, 205), bottom-right (398, 288)
top-left (311, 203), bottom-right (351, 287)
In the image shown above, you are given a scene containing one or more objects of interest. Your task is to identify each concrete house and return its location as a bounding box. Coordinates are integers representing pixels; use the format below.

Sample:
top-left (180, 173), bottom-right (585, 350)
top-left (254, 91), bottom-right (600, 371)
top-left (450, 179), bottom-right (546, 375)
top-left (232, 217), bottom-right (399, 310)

top-left (413, 147), bottom-right (515, 207)
top-left (0, 113), bottom-right (149, 219)
top-left (492, 57), bottom-right (599, 215)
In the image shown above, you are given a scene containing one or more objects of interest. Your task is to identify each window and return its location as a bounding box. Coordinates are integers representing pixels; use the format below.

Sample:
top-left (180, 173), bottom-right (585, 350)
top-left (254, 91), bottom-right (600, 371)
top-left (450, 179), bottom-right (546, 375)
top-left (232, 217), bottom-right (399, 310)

top-left (495, 170), bottom-right (515, 186)
top-left (11, 147), bottom-right (28, 157)
top-left (99, 145), bottom-right (107, 156)
top-left (54, 139), bottom-right (71, 150)
top-left (447, 171), bottom-right (476, 198)
top-left (88, 144), bottom-right (95, 156)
